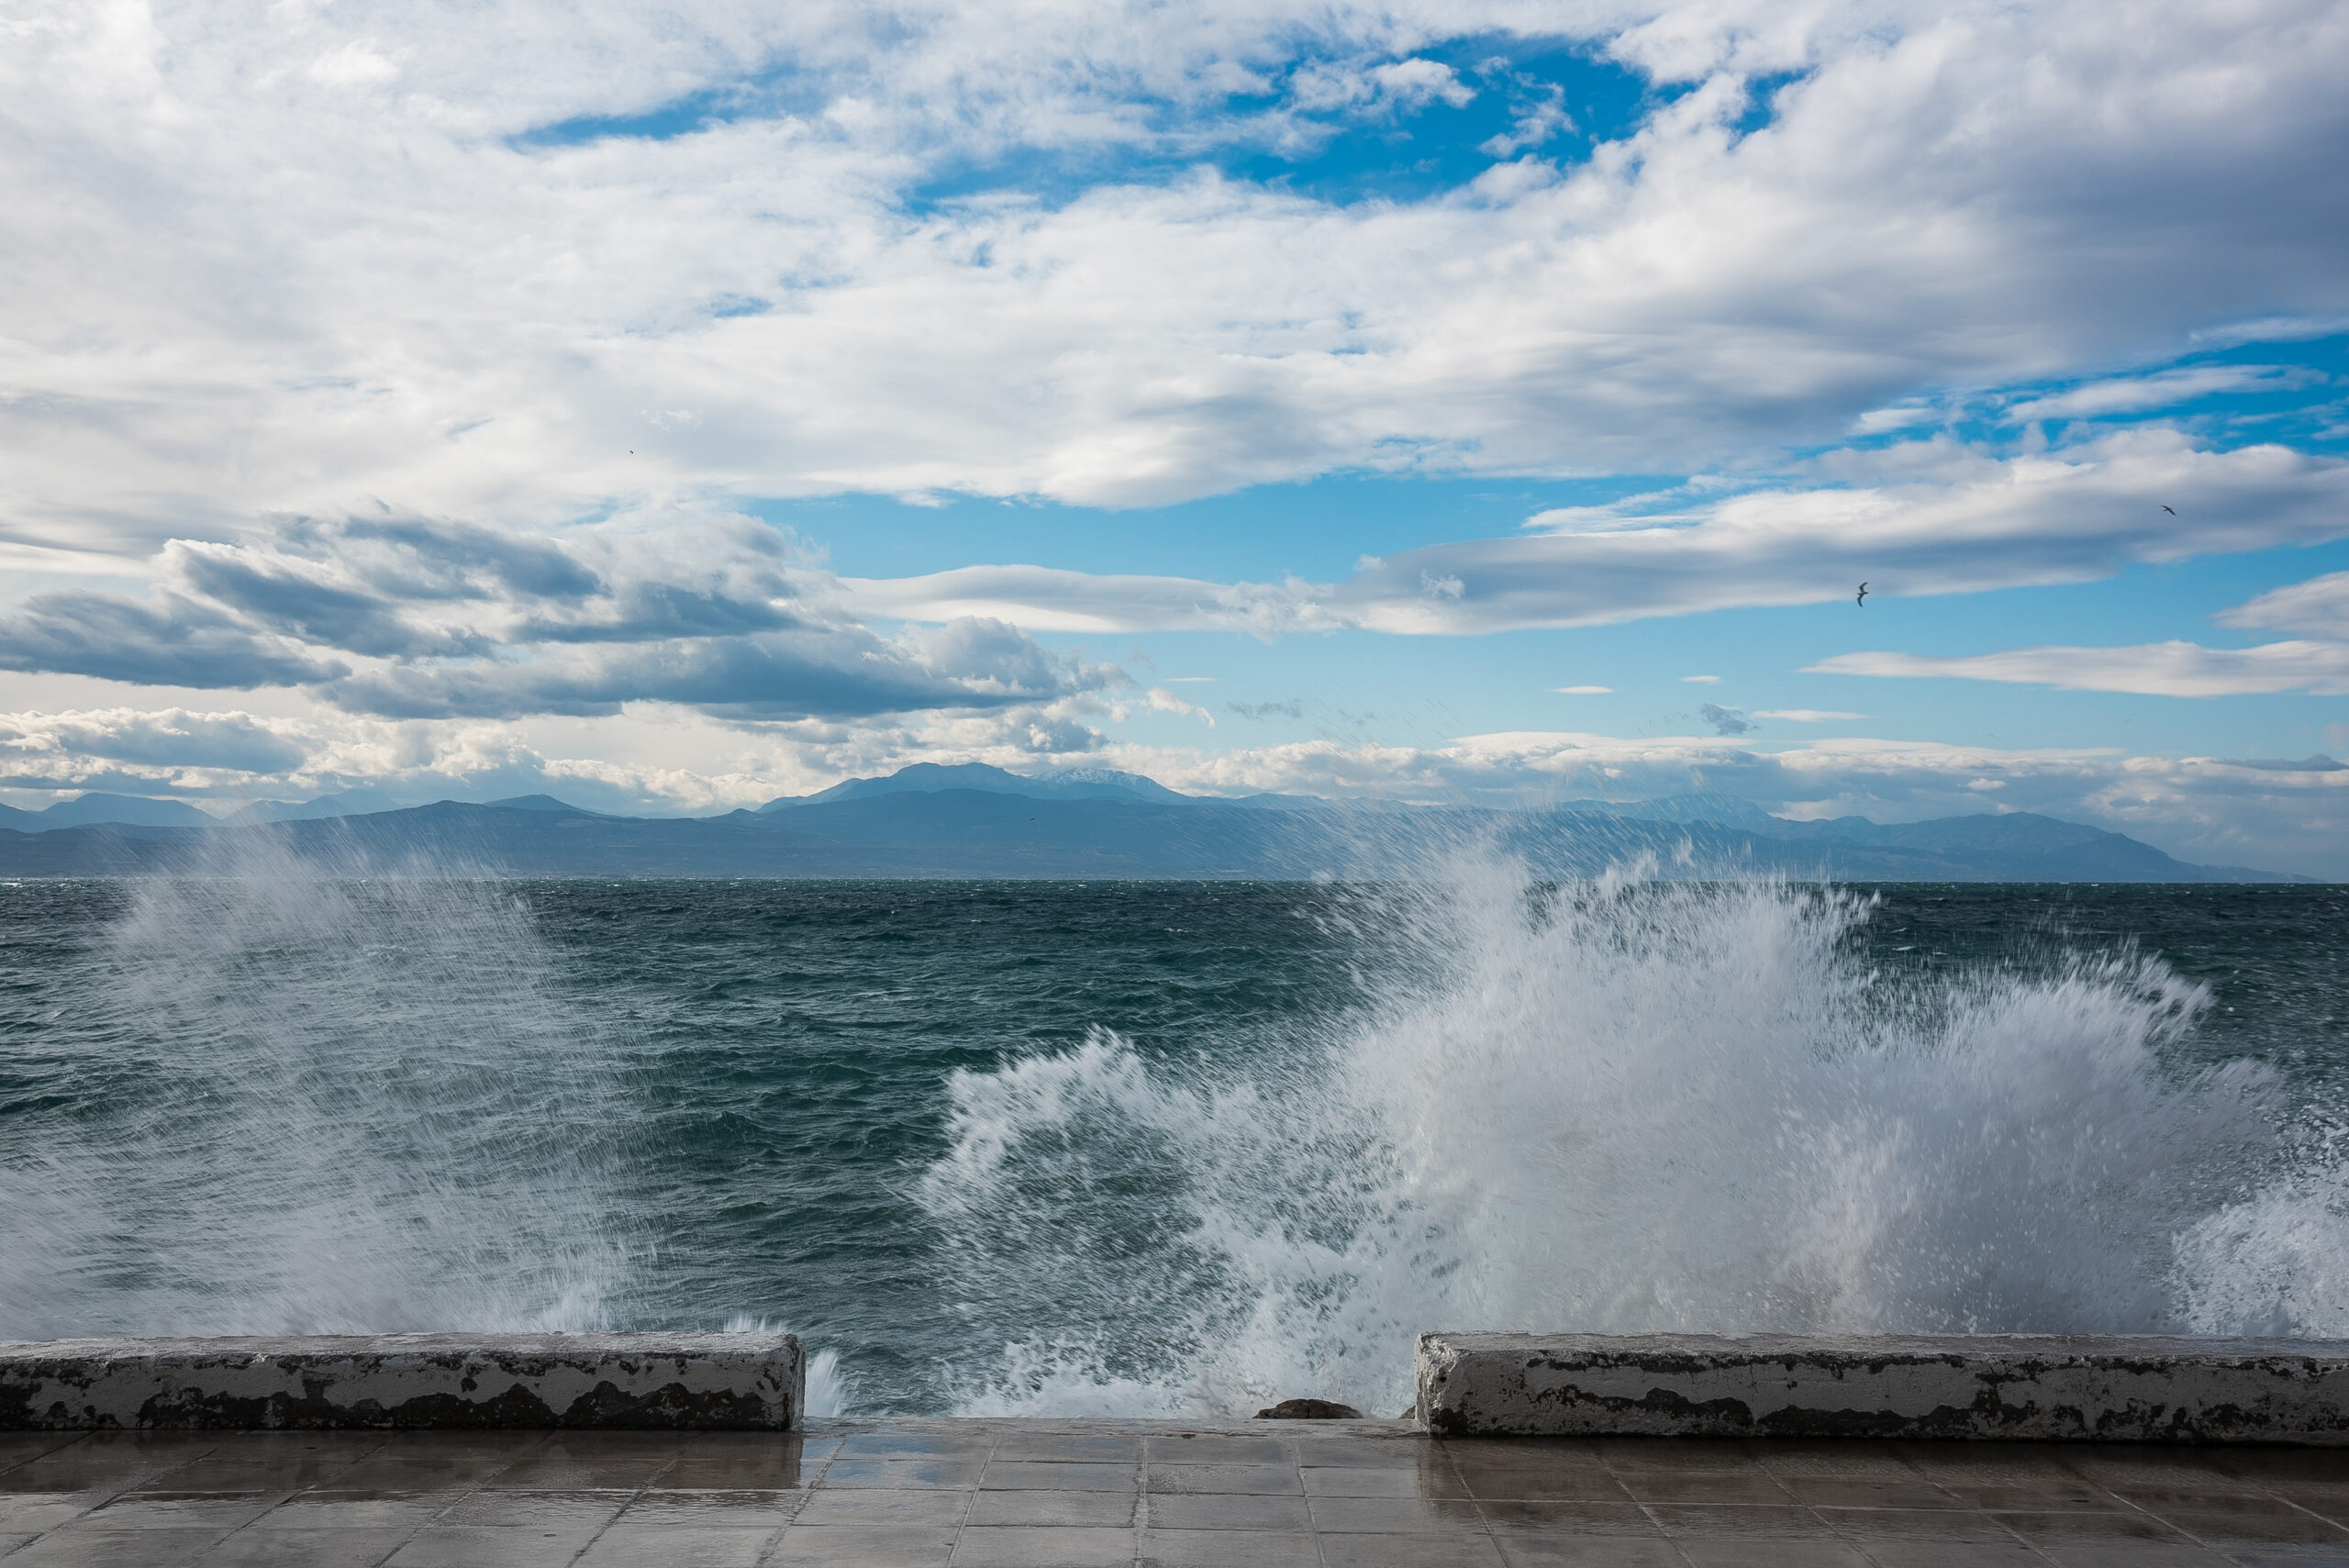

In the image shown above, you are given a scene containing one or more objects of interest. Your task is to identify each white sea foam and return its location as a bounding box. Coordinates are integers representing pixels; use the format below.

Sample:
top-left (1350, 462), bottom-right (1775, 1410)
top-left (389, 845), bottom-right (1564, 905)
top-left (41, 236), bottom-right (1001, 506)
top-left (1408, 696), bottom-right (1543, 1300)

top-left (0, 858), bottom-right (633, 1340)
top-left (922, 862), bottom-right (2345, 1418)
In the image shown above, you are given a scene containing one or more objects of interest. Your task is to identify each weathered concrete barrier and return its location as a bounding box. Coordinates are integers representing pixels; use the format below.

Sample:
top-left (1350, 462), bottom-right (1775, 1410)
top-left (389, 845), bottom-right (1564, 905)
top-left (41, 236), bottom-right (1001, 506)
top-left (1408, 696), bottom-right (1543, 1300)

top-left (0, 1332), bottom-right (804, 1431)
top-left (1417, 1332), bottom-right (2349, 1444)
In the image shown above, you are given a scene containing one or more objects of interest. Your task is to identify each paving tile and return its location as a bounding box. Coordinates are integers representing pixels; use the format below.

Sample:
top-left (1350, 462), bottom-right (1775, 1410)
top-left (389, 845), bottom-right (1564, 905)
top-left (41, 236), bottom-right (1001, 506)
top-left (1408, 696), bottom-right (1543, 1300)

top-left (476, 1434), bottom-right (684, 1490)
top-left (1294, 1438), bottom-right (1436, 1469)
top-left (0, 1525), bottom-right (228, 1565)
top-left (2223, 1550), bottom-right (2349, 1568)
top-left (1493, 1538), bottom-right (1686, 1567)
top-left (794, 1486), bottom-right (974, 1526)
top-left (765, 1523), bottom-right (960, 1566)
top-left (0, 1493), bottom-right (100, 1533)
top-left (2268, 1485), bottom-right (2349, 1524)
top-left (820, 1460), bottom-right (986, 1490)
top-left (1854, 1546), bottom-right (2050, 1568)
top-left (1645, 1503), bottom-right (1848, 1540)
top-left (1933, 1481), bottom-right (2123, 1511)
top-left (614, 1488), bottom-right (806, 1527)
top-left (1308, 1494), bottom-right (1487, 1531)
top-left (1610, 1470), bottom-right (1796, 1505)
top-left (1440, 1440), bottom-right (1605, 1469)
top-left (990, 1434), bottom-right (1145, 1462)
top-left (835, 1433), bottom-right (997, 1462)
top-left (1302, 1464), bottom-right (1469, 1497)
top-left (1776, 1476), bottom-right (1964, 1508)
top-left (1451, 1465), bottom-right (1633, 1502)
top-left (1673, 1542), bottom-right (1873, 1567)
top-left (979, 1461), bottom-right (1137, 1491)
top-left (1810, 1506), bottom-right (2022, 1541)
top-left (244, 1491), bottom-right (453, 1529)
top-left (145, 1432), bottom-right (382, 1490)
top-left (1591, 1440), bottom-right (1760, 1472)
top-left (1748, 1442), bottom-right (1920, 1479)
top-left (1147, 1463), bottom-right (1302, 1496)
top-left (950, 1525), bottom-right (1137, 1566)
top-left (2158, 1508), bottom-right (2349, 1546)
top-left (382, 1523), bottom-right (609, 1567)
top-left (2030, 1546), bottom-right (2234, 1567)
top-left (319, 1450), bottom-right (539, 1493)
top-left (1145, 1437), bottom-right (1291, 1466)
top-left (434, 1490), bottom-right (630, 1529)
top-left (1316, 1532), bottom-right (1508, 1568)
top-left (1140, 1528), bottom-right (1321, 1566)
top-left (575, 1522), bottom-right (780, 1565)
top-left (0, 1435), bottom-right (216, 1496)
top-left (660, 1434), bottom-right (819, 1489)
top-left (80, 1492), bottom-right (286, 1529)
top-left (0, 1533), bottom-right (37, 1554)
top-left (0, 1436), bottom-right (78, 1474)
top-left (188, 1527), bottom-right (416, 1565)
top-left (965, 1487), bottom-right (1136, 1527)
top-left (1144, 1492), bottom-right (1312, 1531)
top-left (1475, 1500), bottom-right (1664, 1537)
top-left (1988, 1507), bottom-right (2199, 1543)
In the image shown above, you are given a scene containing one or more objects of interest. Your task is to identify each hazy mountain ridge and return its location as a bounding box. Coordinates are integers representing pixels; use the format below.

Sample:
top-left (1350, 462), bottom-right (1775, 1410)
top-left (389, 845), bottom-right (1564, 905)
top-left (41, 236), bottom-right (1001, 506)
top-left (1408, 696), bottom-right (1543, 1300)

top-left (0, 768), bottom-right (2303, 880)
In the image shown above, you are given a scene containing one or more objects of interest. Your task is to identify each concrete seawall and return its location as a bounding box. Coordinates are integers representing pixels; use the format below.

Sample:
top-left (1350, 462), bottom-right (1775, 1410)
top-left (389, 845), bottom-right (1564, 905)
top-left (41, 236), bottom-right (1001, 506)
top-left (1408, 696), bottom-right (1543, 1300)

top-left (0, 1332), bottom-right (804, 1431)
top-left (1417, 1332), bottom-right (2349, 1443)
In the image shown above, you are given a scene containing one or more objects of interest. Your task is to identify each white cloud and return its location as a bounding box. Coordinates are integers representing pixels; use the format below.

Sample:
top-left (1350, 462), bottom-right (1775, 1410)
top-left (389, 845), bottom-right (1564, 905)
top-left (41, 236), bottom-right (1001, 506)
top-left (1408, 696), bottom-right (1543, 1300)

top-left (842, 433), bottom-right (2349, 634)
top-left (3, 0), bottom-right (2346, 544)
top-left (1681, 674), bottom-right (1722, 684)
top-left (2217, 570), bottom-right (2349, 637)
top-left (1754, 709), bottom-right (1866, 721)
top-left (1810, 639), bottom-right (2349, 696)
top-left (1553, 684), bottom-right (1613, 694)
top-left (1999, 364), bottom-right (2324, 423)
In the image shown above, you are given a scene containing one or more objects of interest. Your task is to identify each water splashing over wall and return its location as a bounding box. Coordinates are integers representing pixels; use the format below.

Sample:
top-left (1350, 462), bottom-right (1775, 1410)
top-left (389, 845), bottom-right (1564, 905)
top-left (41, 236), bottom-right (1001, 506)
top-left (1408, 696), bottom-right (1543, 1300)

top-left (0, 858), bottom-right (634, 1340)
top-left (921, 863), bottom-right (2341, 1417)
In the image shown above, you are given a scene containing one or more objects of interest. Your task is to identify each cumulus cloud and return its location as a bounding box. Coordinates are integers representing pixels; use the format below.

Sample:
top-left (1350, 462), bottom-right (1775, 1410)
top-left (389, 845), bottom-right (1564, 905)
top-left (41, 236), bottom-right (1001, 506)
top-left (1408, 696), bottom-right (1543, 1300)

top-left (0, 512), bottom-right (1115, 725)
top-left (4, 0), bottom-right (2347, 541)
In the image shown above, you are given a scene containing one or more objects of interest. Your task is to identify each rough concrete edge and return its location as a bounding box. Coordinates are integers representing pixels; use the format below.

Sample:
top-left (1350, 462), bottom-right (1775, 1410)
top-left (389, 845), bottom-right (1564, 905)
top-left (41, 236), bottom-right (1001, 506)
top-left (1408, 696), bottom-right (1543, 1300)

top-left (0, 1332), bottom-right (804, 1432)
top-left (1414, 1331), bottom-right (2349, 1445)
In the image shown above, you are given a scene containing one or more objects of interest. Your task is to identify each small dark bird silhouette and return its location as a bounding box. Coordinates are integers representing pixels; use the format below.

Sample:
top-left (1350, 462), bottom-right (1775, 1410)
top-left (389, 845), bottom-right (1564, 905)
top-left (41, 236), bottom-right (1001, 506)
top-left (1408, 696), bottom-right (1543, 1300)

top-left (2162, 505), bottom-right (2176, 515)
top-left (1856, 582), bottom-right (1870, 606)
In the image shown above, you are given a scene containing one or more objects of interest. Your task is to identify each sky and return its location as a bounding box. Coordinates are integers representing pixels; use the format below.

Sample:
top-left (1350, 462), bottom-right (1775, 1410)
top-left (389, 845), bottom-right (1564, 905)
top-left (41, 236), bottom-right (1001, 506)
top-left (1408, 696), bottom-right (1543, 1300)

top-left (3, 0), bottom-right (2348, 871)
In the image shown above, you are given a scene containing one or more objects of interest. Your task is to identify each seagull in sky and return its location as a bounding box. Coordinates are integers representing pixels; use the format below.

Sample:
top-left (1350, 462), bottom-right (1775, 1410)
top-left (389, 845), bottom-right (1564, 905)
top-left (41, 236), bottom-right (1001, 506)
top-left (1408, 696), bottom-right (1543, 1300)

top-left (2162, 504), bottom-right (2176, 515)
top-left (1855, 582), bottom-right (1870, 606)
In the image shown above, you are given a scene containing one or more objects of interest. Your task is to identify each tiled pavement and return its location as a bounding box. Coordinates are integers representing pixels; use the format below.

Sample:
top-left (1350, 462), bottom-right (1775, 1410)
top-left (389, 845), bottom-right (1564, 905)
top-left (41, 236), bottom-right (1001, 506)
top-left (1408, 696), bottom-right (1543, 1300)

top-left (1, 1418), bottom-right (2344, 1566)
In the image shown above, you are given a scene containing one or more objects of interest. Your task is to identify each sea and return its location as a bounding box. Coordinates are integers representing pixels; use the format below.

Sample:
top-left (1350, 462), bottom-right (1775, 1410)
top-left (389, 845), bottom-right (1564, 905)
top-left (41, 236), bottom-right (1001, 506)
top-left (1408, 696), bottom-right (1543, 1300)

top-left (2, 864), bottom-right (2345, 1418)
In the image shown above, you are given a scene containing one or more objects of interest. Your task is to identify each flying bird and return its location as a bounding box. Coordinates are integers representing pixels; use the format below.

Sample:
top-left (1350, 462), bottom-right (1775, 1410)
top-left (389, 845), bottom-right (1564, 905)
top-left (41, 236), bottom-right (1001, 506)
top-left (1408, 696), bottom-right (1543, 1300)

top-left (1855, 582), bottom-right (1869, 606)
top-left (2162, 504), bottom-right (2176, 515)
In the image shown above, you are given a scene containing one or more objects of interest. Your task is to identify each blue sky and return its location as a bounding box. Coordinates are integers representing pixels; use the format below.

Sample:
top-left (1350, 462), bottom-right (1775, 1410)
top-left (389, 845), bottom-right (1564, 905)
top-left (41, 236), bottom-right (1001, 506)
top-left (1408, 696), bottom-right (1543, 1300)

top-left (2, 0), bottom-right (2347, 870)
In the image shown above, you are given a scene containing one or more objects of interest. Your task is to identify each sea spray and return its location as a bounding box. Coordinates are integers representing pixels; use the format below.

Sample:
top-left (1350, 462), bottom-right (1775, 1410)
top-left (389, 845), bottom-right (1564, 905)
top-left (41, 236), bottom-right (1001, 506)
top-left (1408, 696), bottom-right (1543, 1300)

top-left (920, 863), bottom-right (2330, 1418)
top-left (0, 857), bottom-right (635, 1340)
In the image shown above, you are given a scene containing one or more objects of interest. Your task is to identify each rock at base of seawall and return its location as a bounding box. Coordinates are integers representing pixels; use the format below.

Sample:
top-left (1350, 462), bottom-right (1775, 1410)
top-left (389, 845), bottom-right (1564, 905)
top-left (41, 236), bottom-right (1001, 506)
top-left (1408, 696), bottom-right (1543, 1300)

top-left (1255, 1397), bottom-right (1364, 1419)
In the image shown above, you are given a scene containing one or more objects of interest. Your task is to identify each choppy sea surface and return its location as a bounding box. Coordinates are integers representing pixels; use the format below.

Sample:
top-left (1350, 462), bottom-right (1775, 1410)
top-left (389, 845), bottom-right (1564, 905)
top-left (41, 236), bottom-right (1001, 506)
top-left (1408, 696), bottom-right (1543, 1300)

top-left (3, 868), bottom-right (2346, 1417)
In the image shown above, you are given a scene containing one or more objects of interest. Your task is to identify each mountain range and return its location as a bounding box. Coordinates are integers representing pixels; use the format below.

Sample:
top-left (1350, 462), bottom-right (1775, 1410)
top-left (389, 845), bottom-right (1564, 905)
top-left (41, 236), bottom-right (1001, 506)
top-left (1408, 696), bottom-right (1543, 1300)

top-left (0, 764), bottom-right (2303, 881)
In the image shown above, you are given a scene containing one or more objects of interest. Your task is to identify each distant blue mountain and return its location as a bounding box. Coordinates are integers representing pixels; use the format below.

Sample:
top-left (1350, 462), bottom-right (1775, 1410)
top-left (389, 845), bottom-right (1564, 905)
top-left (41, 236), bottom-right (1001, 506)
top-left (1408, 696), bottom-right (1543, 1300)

top-left (0, 766), bottom-right (2306, 881)
top-left (228, 787), bottom-right (413, 823)
top-left (0, 793), bottom-right (223, 829)
top-left (759, 762), bottom-right (1196, 809)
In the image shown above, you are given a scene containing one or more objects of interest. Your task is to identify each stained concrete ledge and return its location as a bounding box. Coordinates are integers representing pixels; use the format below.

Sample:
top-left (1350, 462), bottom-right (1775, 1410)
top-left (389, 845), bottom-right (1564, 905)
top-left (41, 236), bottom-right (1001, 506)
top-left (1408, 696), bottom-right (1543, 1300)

top-left (1417, 1332), bottom-right (2349, 1443)
top-left (0, 1332), bottom-right (803, 1431)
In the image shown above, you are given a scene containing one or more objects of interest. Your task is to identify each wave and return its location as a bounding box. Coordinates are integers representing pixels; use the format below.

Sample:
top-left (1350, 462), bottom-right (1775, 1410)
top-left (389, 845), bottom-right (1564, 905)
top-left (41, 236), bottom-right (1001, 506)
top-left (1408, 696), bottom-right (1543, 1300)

top-left (919, 861), bottom-right (2346, 1418)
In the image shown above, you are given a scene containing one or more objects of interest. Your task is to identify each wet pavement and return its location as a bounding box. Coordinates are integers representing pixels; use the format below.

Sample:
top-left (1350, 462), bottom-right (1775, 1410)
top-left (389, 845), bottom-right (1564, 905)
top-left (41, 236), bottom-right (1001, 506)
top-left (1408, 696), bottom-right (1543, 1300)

top-left (1, 1418), bottom-right (2344, 1565)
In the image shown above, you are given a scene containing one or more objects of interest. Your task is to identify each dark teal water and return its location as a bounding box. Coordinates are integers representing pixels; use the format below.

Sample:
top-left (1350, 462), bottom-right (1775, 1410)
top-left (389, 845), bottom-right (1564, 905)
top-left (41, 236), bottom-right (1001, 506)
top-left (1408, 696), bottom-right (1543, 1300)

top-left (2, 875), bottom-right (2345, 1415)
